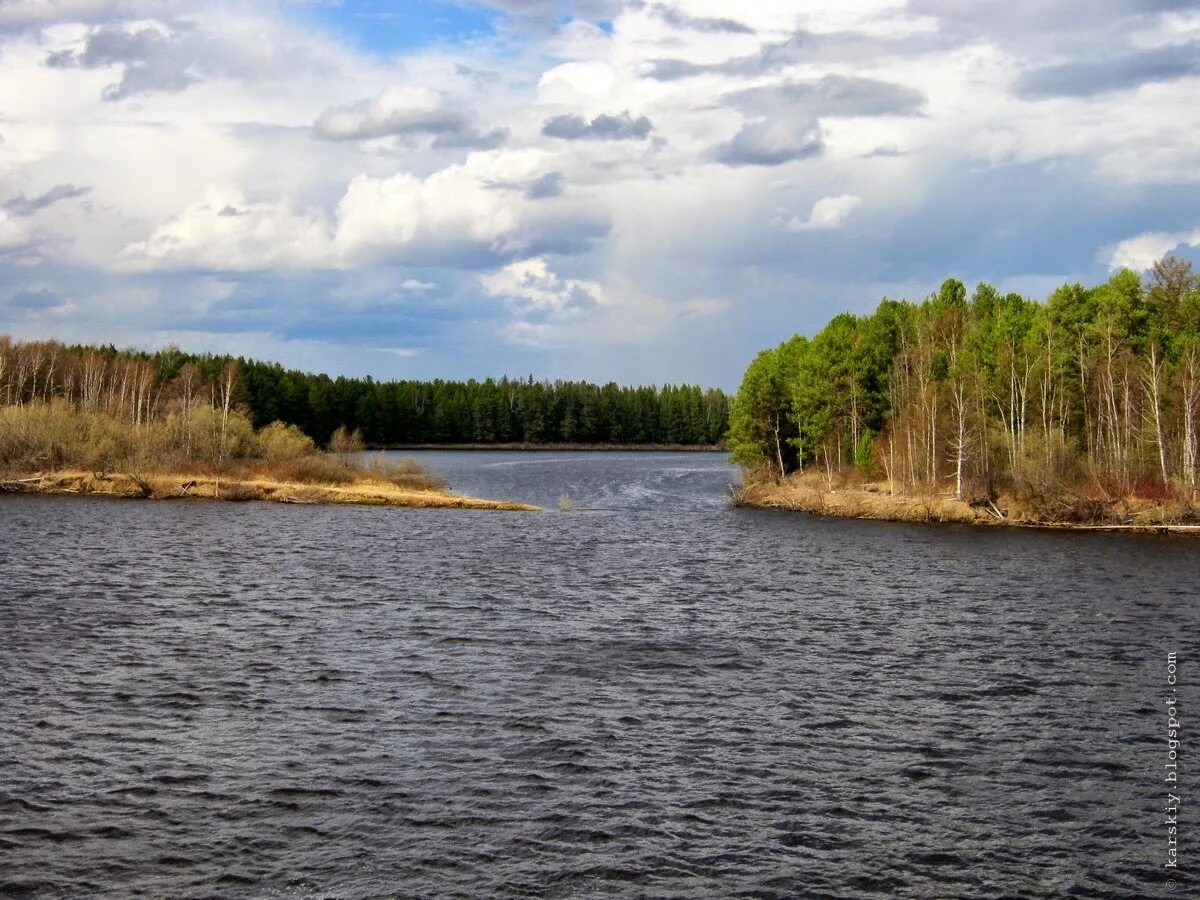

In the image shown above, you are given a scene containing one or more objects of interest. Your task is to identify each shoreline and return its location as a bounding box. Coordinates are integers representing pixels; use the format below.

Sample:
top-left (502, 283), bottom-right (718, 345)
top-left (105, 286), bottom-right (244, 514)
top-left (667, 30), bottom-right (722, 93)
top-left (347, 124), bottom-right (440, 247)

top-left (737, 478), bottom-right (1200, 534)
top-left (369, 442), bottom-right (725, 453)
top-left (0, 470), bottom-right (540, 511)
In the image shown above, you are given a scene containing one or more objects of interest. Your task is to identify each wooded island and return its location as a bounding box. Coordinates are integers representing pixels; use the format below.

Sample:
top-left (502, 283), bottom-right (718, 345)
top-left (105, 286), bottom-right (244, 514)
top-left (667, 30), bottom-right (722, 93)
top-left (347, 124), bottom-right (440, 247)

top-left (0, 339), bottom-right (732, 509)
top-left (727, 256), bottom-right (1200, 529)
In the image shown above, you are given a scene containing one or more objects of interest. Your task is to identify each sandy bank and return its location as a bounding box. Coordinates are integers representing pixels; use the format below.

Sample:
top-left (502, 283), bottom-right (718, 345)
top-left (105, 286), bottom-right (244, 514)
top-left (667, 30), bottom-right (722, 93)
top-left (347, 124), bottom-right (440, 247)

top-left (738, 477), bottom-right (1200, 534)
top-left (0, 470), bottom-right (540, 511)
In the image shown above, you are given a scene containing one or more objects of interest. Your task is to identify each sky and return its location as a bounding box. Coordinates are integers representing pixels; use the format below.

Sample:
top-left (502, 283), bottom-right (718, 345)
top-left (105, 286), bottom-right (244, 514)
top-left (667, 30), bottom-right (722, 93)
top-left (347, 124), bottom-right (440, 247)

top-left (1, 0), bottom-right (1198, 389)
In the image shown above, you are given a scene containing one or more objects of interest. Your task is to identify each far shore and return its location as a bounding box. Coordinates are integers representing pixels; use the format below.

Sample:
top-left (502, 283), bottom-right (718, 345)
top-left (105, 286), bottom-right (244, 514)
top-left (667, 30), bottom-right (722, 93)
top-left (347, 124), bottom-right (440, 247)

top-left (737, 476), bottom-right (1200, 534)
top-left (0, 470), bottom-right (540, 511)
top-left (368, 442), bottom-right (726, 452)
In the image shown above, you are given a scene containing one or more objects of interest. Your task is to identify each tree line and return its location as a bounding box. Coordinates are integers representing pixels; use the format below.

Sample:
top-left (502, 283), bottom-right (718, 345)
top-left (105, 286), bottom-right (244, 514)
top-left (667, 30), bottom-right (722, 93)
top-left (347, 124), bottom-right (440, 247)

top-left (727, 255), bottom-right (1200, 502)
top-left (0, 338), bottom-right (731, 446)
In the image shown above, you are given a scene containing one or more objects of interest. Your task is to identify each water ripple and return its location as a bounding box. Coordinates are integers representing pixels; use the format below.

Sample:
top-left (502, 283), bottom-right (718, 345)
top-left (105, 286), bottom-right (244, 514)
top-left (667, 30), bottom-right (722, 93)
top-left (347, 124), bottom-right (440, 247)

top-left (1, 452), bottom-right (1196, 897)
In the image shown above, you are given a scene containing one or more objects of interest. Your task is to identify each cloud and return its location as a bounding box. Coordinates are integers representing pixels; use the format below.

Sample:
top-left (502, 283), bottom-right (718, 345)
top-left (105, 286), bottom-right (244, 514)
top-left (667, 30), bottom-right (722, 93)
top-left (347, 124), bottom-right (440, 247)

top-left (4, 184), bottom-right (91, 216)
top-left (333, 167), bottom-right (523, 266)
top-left (118, 148), bottom-right (609, 273)
top-left (46, 23), bottom-right (199, 100)
top-left (313, 87), bottom-right (508, 149)
top-left (651, 6), bottom-right (754, 34)
top-left (1107, 227), bottom-right (1200, 271)
top-left (786, 195), bottom-right (863, 231)
top-left (43, 18), bottom-right (330, 101)
top-left (542, 110), bottom-right (653, 140)
top-left (717, 119), bottom-right (824, 166)
top-left (481, 256), bottom-right (608, 347)
top-left (482, 256), bottom-right (604, 315)
top-left (4, 0), bottom-right (1200, 386)
top-left (0, 0), bottom-right (182, 29)
top-left (6, 286), bottom-right (64, 309)
top-left (119, 186), bottom-right (332, 271)
top-left (1015, 42), bottom-right (1200, 98)
top-left (729, 75), bottom-right (926, 118)
top-left (0, 209), bottom-right (32, 254)
top-left (526, 171), bottom-right (565, 199)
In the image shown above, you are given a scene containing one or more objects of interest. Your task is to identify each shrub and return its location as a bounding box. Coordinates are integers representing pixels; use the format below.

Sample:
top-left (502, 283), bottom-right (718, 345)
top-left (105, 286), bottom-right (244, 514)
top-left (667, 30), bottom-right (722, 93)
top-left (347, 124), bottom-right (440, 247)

top-left (257, 421), bottom-right (316, 464)
top-left (329, 425), bottom-right (364, 462)
top-left (272, 453), bottom-right (357, 485)
top-left (362, 455), bottom-right (448, 492)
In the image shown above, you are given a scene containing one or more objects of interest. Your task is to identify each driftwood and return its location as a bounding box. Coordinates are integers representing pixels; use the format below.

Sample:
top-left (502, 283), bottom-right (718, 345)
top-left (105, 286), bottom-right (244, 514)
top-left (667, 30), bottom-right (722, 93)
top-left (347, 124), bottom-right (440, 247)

top-left (178, 479), bottom-right (197, 497)
top-left (124, 473), bottom-right (152, 497)
top-left (0, 478), bottom-right (41, 493)
top-left (278, 495), bottom-right (316, 505)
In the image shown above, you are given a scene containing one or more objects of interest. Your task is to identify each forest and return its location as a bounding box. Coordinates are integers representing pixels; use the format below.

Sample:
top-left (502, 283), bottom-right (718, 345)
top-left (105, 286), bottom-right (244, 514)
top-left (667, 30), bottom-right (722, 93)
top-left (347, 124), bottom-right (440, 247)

top-left (0, 340), bottom-right (731, 448)
top-left (727, 256), bottom-right (1200, 512)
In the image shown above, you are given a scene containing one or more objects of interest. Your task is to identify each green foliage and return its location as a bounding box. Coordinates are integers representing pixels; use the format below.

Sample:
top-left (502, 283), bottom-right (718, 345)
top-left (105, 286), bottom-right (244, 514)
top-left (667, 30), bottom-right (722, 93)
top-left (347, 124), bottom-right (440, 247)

top-left (0, 337), bottom-right (731, 448)
top-left (730, 254), bottom-right (1200, 496)
top-left (854, 429), bottom-right (877, 476)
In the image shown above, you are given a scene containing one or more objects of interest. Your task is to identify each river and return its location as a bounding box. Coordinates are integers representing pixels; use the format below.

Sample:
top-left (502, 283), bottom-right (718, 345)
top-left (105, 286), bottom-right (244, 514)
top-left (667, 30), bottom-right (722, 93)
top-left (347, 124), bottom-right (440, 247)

top-left (1, 451), bottom-right (1195, 897)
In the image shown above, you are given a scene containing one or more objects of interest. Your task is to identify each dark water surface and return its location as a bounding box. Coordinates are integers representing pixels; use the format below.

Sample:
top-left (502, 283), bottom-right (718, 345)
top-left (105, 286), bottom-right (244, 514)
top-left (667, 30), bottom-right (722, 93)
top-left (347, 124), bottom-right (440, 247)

top-left (1, 451), bottom-right (1196, 898)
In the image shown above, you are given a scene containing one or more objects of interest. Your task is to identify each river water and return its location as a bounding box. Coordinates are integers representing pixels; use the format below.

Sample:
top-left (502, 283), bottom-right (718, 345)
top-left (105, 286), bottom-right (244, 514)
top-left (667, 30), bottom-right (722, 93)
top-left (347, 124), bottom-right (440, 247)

top-left (1, 451), bottom-right (1195, 897)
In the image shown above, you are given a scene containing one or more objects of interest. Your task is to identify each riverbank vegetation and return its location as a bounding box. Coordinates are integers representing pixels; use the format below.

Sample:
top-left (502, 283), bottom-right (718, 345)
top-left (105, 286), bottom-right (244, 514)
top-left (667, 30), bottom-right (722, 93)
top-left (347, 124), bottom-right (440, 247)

top-left (0, 337), bottom-right (729, 447)
top-left (728, 255), bottom-right (1200, 528)
top-left (0, 366), bottom-right (536, 510)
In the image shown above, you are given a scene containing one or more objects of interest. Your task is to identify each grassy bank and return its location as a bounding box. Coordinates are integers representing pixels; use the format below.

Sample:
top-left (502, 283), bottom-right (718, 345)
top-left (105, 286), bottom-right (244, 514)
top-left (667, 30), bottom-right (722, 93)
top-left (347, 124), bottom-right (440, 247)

top-left (0, 402), bottom-right (538, 511)
top-left (0, 470), bottom-right (538, 510)
top-left (735, 471), bottom-right (1200, 533)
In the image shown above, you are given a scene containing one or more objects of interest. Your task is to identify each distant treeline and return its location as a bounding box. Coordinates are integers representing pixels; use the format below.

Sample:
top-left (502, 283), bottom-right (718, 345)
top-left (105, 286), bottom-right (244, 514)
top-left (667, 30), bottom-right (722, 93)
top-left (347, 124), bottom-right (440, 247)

top-left (728, 255), bottom-right (1200, 502)
top-left (0, 338), bottom-right (731, 446)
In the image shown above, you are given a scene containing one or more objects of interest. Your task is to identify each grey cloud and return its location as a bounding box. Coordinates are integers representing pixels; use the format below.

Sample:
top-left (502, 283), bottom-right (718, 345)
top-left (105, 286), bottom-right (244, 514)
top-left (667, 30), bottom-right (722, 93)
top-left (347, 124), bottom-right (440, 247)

top-left (432, 126), bottom-right (510, 150)
top-left (4, 184), bottom-right (91, 216)
top-left (652, 32), bottom-right (866, 82)
top-left (455, 64), bottom-right (501, 84)
top-left (731, 75), bottom-right (925, 118)
top-left (526, 172), bottom-right (565, 199)
top-left (218, 205), bottom-right (247, 217)
top-left (44, 21), bottom-right (327, 101)
top-left (909, 0), bottom-right (1196, 41)
top-left (313, 94), bottom-right (507, 149)
top-left (717, 120), bottom-right (823, 167)
top-left (0, 0), bottom-right (183, 30)
top-left (314, 100), bottom-right (467, 141)
top-left (653, 6), bottom-right (753, 34)
top-left (46, 24), bottom-right (197, 100)
top-left (646, 28), bottom-right (952, 83)
top-left (1015, 42), bottom-right (1200, 98)
top-left (542, 111), bottom-right (653, 140)
top-left (7, 287), bottom-right (63, 310)
top-left (646, 34), bottom-right (809, 82)
top-left (646, 59), bottom-right (713, 81)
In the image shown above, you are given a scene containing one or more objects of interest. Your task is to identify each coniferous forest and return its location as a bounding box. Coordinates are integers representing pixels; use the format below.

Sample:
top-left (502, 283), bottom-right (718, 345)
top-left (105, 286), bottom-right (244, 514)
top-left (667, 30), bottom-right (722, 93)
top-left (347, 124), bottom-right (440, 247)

top-left (0, 338), bottom-right (731, 447)
top-left (728, 256), bottom-right (1200, 509)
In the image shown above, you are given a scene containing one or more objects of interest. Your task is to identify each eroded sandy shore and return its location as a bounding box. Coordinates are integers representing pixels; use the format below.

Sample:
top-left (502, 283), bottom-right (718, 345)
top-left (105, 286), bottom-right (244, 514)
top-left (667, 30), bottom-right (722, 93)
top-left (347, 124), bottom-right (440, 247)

top-left (1, 470), bottom-right (540, 511)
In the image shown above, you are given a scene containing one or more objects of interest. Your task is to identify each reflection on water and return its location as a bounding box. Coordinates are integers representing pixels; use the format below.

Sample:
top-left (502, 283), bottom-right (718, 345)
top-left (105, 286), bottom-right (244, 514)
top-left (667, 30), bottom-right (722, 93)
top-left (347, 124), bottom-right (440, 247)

top-left (1, 451), bottom-right (1195, 897)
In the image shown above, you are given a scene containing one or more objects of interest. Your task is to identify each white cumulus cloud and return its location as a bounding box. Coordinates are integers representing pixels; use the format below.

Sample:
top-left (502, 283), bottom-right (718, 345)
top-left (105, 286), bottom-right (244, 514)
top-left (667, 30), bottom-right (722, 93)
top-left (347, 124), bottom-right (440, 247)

top-left (786, 194), bottom-right (863, 231)
top-left (1107, 227), bottom-right (1200, 271)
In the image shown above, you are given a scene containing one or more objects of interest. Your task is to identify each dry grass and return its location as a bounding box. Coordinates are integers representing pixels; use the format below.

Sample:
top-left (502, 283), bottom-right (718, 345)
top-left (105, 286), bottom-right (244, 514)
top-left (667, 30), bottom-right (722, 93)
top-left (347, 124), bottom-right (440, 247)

top-left (362, 454), bottom-right (448, 492)
top-left (1, 470), bottom-right (539, 511)
top-left (737, 469), bottom-right (1198, 531)
top-left (0, 403), bottom-right (536, 511)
